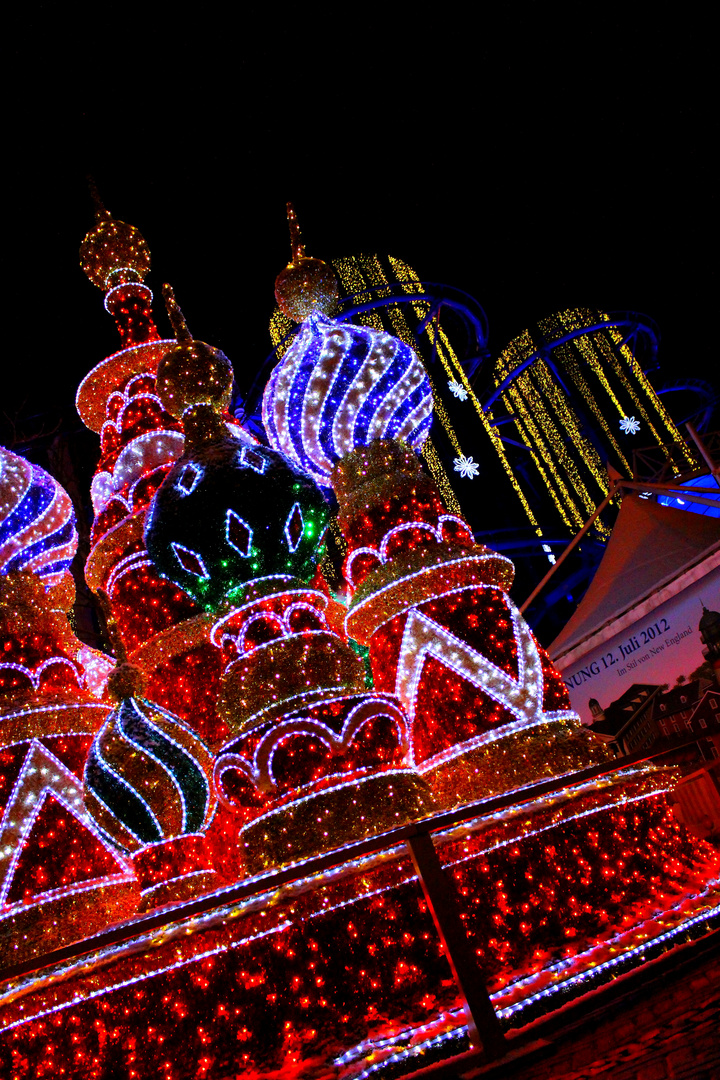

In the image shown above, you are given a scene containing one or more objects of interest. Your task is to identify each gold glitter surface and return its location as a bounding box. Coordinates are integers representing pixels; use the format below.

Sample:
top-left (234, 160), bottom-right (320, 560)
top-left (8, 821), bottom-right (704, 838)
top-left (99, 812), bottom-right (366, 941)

top-left (273, 203), bottom-right (339, 323)
top-left (129, 612), bottom-right (214, 675)
top-left (79, 213), bottom-right (151, 292)
top-left (155, 342), bottom-right (234, 420)
top-left (220, 632), bottom-right (367, 733)
top-left (333, 440), bottom-right (421, 502)
top-left (0, 878), bottom-right (140, 966)
top-left (76, 342), bottom-right (176, 433)
top-left (275, 258), bottom-right (339, 323)
top-left (84, 511), bottom-right (144, 593)
top-left (136, 870), bottom-right (218, 914)
top-left (0, 700), bottom-right (110, 741)
top-left (241, 770), bottom-right (436, 875)
top-left (0, 573), bottom-right (77, 656)
top-left (423, 722), bottom-right (611, 809)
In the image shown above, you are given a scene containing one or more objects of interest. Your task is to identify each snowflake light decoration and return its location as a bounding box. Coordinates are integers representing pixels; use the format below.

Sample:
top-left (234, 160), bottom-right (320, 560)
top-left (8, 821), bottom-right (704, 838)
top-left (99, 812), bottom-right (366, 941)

top-left (448, 379), bottom-right (468, 401)
top-left (619, 415), bottom-right (641, 435)
top-left (453, 454), bottom-right (480, 479)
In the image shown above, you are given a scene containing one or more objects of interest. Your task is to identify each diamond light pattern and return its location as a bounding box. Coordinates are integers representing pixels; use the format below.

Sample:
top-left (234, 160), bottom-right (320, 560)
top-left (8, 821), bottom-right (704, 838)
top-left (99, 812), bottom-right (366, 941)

top-left (239, 447), bottom-right (268, 475)
top-left (284, 502), bottom-right (304, 552)
top-left (170, 541), bottom-right (209, 578)
top-left (226, 509), bottom-right (253, 558)
top-left (176, 463), bottom-right (203, 495)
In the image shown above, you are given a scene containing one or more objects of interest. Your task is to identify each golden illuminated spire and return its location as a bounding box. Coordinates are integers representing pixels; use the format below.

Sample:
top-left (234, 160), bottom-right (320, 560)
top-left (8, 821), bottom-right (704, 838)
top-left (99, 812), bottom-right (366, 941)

top-left (274, 202), bottom-right (338, 323)
top-left (162, 282), bottom-right (193, 343)
top-left (155, 285), bottom-right (234, 445)
top-left (79, 179), bottom-right (152, 292)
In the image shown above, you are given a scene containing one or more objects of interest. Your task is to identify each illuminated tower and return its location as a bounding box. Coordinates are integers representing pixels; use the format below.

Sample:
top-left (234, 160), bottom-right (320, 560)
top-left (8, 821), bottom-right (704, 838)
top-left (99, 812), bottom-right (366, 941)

top-left (2, 205), bottom-right (720, 1080)
top-left (489, 308), bottom-right (695, 540)
top-left (77, 196), bottom-right (252, 753)
top-left (0, 447), bottom-right (138, 960)
top-left (265, 245), bottom-right (699, 639)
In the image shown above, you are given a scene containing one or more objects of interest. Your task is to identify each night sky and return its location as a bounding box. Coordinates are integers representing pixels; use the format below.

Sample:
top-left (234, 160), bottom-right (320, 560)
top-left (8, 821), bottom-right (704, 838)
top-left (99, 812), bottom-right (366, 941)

top-left (6, 9), bottom-right (714, 457)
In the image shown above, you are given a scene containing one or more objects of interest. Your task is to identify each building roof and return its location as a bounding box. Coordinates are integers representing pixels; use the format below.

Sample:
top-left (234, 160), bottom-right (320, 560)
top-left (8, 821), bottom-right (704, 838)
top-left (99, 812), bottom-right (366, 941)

top-left (650, 678), bottom-right (707, 717)
top-left (550, 495), bottom-right (720, 664)
top-left (590, 682), bottom-right (660, 737)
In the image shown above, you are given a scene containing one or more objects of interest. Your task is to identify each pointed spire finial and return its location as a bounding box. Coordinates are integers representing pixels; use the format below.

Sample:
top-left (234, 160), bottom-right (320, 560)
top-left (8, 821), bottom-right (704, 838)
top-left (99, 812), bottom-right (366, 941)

top-left (287, 202), bottom-right (305, 264)
top-left (156, 285), bottom-right (234, 437)
top-left (274, 204), bottom-right (339, 324)
top-left (79, 186), bottom-right (151, 292)
top-left (163, 284), bottom-right (193, 343)
top-left (87, 176), bottom-right (111, 222)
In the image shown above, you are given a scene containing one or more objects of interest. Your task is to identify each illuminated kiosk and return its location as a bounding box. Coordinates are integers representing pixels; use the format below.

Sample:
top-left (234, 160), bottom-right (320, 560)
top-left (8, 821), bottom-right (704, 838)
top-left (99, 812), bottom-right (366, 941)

top-left (0, 207), bottom-right (718, 1080)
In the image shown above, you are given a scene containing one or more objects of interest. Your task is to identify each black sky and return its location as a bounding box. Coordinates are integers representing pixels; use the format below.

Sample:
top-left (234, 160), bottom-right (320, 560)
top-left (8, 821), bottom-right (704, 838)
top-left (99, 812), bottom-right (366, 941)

top-left (6, 7), bottom-right (715, 451)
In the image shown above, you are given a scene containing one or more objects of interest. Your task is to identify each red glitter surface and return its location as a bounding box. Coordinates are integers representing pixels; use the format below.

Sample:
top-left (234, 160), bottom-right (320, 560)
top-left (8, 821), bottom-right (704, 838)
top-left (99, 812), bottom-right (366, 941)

top-left (97, 382), bottom-right (180, 478)
top-left (2, 786), bottom-right (716, 1079)
top-left (38, 736), bottom-right (94, 780)
top-left (132, 835), bottom-right (211, 890)
top-left (110, 562), bottom-right (198, 653)
top-left (537, 639), bottom-right (572, 711)
top-left (1, 633), bottom-right (79, 679)
top-left (146, 643), bottom-right (228, 749)
top-left (413, 656), bottom-right (512, 762)
top-left (5, 795), bottom-right (123, 906)
top-left (438, 787), bottom-right (720, 990)
top-left (417, 589), bottom-right (520, 677)
top-left (120, 398), bottom-right (176, 446)
top-left (0, 856), bottom-right (457, 1080)
top-left (104, 285), bottom-right (160, 349)
top-left (340, 483), bottom-right (445, 551)
top-left (89, 500), bottom-right (129, 546)
top-left (368, 587), bottom-right (528, 764)
top-left (0, 743), bottom-right (29, 816)
top-left (265, 714), bottom-right (404, 792)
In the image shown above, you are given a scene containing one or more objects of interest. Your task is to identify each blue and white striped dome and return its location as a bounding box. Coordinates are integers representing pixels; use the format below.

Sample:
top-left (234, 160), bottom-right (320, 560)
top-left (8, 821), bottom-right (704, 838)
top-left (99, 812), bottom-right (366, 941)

top-left (0, 447), bottom-right (77, 588)
top-left (262, 314), bottom-right (433, 486)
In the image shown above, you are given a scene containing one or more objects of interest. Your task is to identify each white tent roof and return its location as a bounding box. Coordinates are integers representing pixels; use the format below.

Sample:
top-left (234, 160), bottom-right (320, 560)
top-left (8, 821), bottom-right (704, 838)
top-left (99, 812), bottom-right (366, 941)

top-left (549, 495), bottom-right (720, 667)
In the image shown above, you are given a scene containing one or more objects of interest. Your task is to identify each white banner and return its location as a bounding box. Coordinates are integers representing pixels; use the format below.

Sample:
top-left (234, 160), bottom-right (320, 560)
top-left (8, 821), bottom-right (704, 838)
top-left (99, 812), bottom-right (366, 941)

top-left (556, 566), bottom-right (720, 725)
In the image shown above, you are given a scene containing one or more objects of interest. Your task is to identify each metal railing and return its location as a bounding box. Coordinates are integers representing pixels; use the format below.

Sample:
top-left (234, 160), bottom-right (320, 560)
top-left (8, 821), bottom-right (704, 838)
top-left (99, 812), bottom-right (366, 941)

top-left (2, 747), bottom-right (687, 1061)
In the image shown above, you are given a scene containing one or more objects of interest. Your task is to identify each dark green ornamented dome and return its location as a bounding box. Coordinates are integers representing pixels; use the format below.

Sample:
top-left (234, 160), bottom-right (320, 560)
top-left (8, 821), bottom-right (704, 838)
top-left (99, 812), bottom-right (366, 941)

top-left (144, 436), bottom-right (330, 610)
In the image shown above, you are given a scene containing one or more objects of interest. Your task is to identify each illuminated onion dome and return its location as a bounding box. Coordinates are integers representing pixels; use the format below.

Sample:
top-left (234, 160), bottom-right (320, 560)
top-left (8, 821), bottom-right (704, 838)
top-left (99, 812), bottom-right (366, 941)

top-left (273, 203), bottom-right (339, 323)
top-left (262, 313), bottom-right (433, 486)
top-left (79, 185), bottom-right (151, 293)
top-left (144, 438), bottom-right (329, 610)
top-left (0, 446), bottom-right (77, 588)
top-left (155, 285), bottom-right (234, 421)
top-left (84, 695), bottom-right (214, 853)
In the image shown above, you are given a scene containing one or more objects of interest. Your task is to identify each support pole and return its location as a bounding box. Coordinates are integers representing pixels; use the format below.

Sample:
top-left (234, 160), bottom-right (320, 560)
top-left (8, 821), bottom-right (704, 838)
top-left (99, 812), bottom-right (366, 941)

top-left (686, 422), bottom-right (720, 489)
top-left (519, 482), bottom-right (619, 613)
top-left (406, 831), bottom-right (506, 1059)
